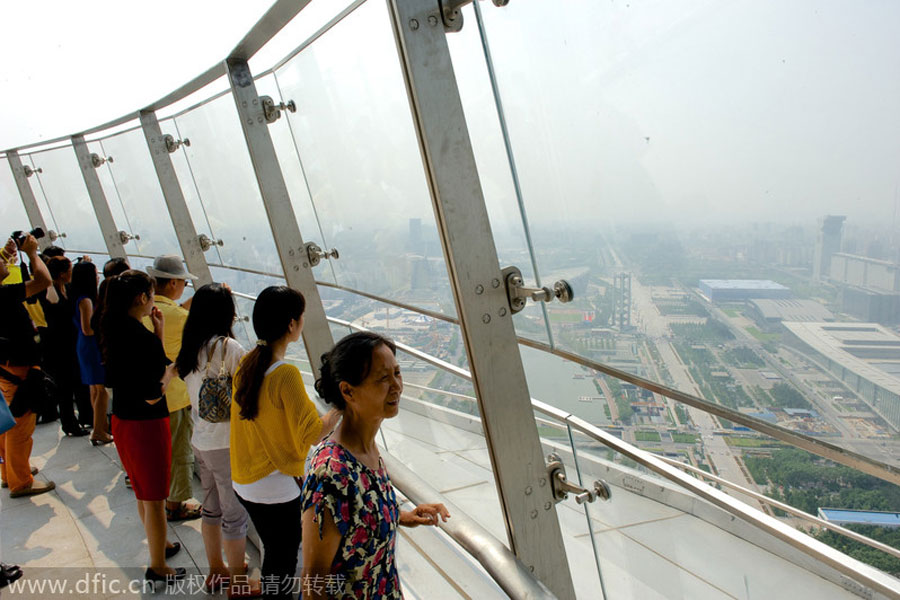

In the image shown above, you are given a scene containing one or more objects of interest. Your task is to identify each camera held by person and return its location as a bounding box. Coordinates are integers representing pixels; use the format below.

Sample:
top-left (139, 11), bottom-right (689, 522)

top-left (10, 227), bottom-right (45, 250)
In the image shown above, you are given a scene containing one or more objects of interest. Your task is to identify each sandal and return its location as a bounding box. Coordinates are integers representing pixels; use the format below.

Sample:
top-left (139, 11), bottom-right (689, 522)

top-left (166, 503), bottom-right (202, 522)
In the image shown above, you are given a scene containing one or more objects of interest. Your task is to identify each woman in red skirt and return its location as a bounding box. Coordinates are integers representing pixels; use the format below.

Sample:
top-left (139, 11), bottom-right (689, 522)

top-left (98, 270), bottom-right (183, 586)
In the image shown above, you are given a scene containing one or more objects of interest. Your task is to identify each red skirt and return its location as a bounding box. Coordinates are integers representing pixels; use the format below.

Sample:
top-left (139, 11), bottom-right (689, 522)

top-left (112, 415), bottom-right (171, 501)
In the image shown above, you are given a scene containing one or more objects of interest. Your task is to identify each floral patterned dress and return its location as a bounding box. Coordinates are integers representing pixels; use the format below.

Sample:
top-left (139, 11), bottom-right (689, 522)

top-left (301, 440), bottom-right (401, 599)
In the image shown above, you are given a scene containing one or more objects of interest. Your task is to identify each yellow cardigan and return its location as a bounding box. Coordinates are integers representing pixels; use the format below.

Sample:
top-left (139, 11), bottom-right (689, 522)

top-left (230, 362), bottom-right (323, 484)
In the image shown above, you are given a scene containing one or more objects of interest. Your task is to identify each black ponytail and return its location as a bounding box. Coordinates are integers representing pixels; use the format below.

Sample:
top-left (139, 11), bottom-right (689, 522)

top-left (314, 332), bottom-right (397, 410)
top-left (234, 286), bottom-right (305, 420)
top-left (98, 270), bottom-right (153, 364)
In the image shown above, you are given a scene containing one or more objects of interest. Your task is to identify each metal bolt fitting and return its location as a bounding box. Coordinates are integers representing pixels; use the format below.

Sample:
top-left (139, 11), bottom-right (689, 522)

top-left (530, 510), bottom-right (538, 519)
top-left (482, 314), bottom-right (491, 324)
top-left (525, 486), bottom-right (533, 495)
top-left (409, 18), bottom-right (419, 30)
top-left (475, 284), bottom-right (484, 294)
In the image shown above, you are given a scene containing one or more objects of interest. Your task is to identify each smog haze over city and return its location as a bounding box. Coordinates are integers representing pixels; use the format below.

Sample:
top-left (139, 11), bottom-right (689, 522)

top-left (2, 0), bottom-right (900, 578)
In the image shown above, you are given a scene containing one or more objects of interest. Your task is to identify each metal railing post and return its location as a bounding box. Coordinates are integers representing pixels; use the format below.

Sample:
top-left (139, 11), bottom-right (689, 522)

top-left (71, 136), bottom-right (127, 259)
top-left (6, 150), bottom-right (51, 250)
top-left (139, 110), bottom-right (214, 286)
top-left (386, 0), bottom-right (575, 596)
top-left (224, 57), bottom-right (334, 374)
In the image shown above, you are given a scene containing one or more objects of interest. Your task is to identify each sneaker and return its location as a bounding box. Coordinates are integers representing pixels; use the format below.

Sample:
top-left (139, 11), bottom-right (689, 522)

top-left (1, 467), bottom-right (39, 488)
top-left (9, 480), bottom-right (55, 498)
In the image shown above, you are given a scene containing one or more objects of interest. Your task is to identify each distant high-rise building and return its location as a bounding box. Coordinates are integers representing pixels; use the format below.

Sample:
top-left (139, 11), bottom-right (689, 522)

top-left (813, 215), bottom-right (845, 280)
top-left (408, 218), bottom-right (423, 254)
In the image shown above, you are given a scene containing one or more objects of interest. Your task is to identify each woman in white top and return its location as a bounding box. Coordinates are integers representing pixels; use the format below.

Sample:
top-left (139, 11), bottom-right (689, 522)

top-left (175, 283), bottom-right (249, 594)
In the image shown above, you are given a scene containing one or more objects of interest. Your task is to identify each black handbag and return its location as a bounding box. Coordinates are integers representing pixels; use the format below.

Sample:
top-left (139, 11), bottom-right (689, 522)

top-left (0, 367), bottom-right (56, 418)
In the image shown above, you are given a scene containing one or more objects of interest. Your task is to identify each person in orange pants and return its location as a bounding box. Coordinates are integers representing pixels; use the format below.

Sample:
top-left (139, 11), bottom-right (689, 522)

top-left (0, 234), bottom-right (54, 497)
top-left (0, 366), bottom-right (40, 495)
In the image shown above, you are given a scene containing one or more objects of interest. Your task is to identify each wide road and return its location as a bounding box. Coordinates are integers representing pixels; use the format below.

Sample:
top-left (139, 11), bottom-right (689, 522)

top-left (631, 277), bottom-right (766, 510)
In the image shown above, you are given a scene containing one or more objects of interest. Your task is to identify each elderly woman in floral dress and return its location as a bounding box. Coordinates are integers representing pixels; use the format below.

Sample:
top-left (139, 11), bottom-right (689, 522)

top-left (301, 332), bottom-right (449, 599)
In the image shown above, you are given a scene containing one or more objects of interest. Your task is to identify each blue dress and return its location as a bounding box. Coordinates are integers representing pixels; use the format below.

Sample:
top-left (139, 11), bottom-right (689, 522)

top-left (74, 296), bottom-right (106, 385)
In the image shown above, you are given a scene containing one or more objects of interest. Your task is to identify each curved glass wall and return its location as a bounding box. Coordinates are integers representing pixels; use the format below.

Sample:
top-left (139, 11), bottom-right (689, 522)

top-left (464, 0), bottom-right (900, 486)
top-left (272, 0), bottom-right (456, 316)
top-left (5, 1), bottom-right (900, 596)
top-left (170, 94), bottom-right (280, 274)
top-left (93, 128), bottom-right (181, 257)
top-left (23, 148), bottom-right (106, 251)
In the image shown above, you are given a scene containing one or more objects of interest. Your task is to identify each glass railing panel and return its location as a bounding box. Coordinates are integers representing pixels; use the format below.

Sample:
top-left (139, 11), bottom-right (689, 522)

top-left (21, 155), bottom-right (61, 243)
top-left (521, 345), bottom-right (612, 427)
top-left (319, 285), bottom-right (470, 374)
top-left (209, 266), bottom-right (287, 349)
top-left (473, 0), bottom-right (900, 492)
top-left (0, 157), bottom-right (30, 232)
top-left (446, 4), bottom-right (551, 346)
top-left (23, 147), bottom-right (104, 252)
top-left (93, 129), bottom-right (180, 257)
top-left (255, 75), bottom-right (336, 285)
top-left (533, 424), bottom-right (606, 599)
top-left (170, 95), bottom-right (280, 274)
top-left (86, 140), bottom-right (134, 251)
top-left (570, 425), bottom-right (900, 598)
top-left (157, 117), bottom-right (225, 266)
top-left (272, 0), bottom-right (456, 317)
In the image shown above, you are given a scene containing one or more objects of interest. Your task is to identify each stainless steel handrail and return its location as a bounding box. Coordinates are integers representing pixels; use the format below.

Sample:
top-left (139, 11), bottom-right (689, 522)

top-left (519, 337), bottom-right (900, 487)
top-left (383, 453), bottom-right (556, 600)
top-left (217, 289), bottom-right (900, 594)
top-left (655, 455), bottom-right (900, 561)
top-left (532, 401), bottom-right (900, 599)
top-left (228, 283), bottom-right (900, 487)
top-left (392, 377), bottom-right (900, 568)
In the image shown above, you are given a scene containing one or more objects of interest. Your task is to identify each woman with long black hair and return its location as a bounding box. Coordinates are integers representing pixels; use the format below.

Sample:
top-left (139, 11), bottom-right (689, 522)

top-left (71, 260), bottom-right (111, 445)
top-left (301, 332), bottom-right (449, 599)
top-left (230, 285), bottom-right (340, 599)
top-left (99, 270), bottom-right (183, 586)
top-left (175, 283), bottom-right (249, 594)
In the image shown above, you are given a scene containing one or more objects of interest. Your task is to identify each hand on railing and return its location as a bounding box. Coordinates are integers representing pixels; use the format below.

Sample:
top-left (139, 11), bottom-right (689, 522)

top-left (400, 503), bottom-right (451, 528)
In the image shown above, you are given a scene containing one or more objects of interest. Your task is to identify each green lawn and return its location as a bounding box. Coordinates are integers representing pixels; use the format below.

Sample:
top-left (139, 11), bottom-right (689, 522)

top-left (672, 433), bottom-right (700, 444)
top-left (635, 430), bottom-right (662, 442)
top-left (746, 327), bottom-right (780, 343)
top-left (725, 436), bottom-right (784, 448)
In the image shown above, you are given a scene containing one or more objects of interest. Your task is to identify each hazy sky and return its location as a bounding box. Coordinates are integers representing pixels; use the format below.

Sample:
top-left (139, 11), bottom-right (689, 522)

top-left (0, 0), bottom-right (337, 148)
top-left (2, 0), bottom-right (899, 233)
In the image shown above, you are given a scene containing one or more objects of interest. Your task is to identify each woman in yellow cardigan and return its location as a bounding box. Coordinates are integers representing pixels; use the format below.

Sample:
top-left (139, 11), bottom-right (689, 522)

top-left (231, 286), bottom-right (340, 599)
